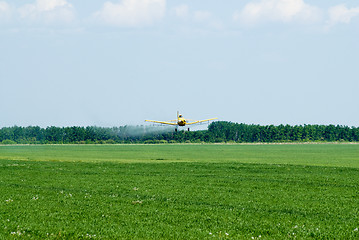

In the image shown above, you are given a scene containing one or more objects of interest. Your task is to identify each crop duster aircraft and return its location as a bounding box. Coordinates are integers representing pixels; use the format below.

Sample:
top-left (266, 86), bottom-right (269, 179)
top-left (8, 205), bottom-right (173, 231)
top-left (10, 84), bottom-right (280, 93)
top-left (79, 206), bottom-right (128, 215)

top-left (145, 112), bottom-right (217, 131)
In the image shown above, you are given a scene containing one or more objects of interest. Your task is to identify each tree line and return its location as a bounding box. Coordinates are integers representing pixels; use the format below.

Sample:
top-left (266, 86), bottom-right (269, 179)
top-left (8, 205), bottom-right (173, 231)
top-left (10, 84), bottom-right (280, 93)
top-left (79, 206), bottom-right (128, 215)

top-left (0, 122), bottom-right (358, 144)
top-left (207, 121), bottom-right (359, 143)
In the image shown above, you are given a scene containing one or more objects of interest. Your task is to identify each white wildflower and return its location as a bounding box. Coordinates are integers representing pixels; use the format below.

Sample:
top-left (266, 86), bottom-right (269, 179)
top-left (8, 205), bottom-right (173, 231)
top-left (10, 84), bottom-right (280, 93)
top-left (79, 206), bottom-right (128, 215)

top-left (5, 199), bottom-right (13, 203)
top-left (10, 231), bottom-right (23, 236)
top-left (85, 233), bottom-right (96, 238)
top-left (354, 228), bottom-right (358, 231)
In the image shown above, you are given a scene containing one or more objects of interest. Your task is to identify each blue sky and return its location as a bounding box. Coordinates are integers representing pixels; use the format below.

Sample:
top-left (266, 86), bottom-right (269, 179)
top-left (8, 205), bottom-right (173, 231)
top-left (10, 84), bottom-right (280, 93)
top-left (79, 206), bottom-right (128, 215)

top-left (0, 0), bottom-right (358, 128)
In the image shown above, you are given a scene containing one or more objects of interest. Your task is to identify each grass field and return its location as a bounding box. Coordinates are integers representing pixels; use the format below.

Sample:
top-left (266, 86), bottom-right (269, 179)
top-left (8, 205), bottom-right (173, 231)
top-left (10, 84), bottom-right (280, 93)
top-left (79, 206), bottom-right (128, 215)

top-left (1, 144), bottom-right (359, 239)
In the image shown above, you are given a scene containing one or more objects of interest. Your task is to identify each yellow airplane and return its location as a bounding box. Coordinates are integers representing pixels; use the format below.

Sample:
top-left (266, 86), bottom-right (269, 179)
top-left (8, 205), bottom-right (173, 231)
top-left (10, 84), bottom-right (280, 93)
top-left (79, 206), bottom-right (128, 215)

top-left (145, 111), bottom-right (217, 130)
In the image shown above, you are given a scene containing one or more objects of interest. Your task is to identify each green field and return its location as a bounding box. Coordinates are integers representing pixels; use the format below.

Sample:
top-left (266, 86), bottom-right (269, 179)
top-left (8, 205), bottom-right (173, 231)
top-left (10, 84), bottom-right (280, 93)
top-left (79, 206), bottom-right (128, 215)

top-left (1, 144), bottom-right (359, 239)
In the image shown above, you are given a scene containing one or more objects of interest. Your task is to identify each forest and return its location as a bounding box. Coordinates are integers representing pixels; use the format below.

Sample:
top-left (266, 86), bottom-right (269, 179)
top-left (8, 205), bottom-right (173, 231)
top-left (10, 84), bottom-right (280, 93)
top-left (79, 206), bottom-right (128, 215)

top-left (0, 121), bottom-right (358, 144)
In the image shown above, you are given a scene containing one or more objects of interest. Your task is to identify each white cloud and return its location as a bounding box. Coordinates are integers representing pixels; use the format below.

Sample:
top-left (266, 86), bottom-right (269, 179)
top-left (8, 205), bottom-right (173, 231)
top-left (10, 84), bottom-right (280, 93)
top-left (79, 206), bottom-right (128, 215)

top-left (94, 0), bottom-right (166, 27)
top-left (328, 5), bottom-right (359, 25)
top-left (237, 0), bottom-right (321, 25)
top-left (0, 1), bottom-right (11, 20)
top-left (173, 4), bottom-right (188, 19)
top-left (172, 6), bottom-right (222, 31)
top-left (0, 1), bottom-right (9, 12)
top-left (194, 10), bottom-right (211, 22)
top-left (18, 0), bottom-right (74, 24)
top-left (192, 10), bottom-right (223, 31)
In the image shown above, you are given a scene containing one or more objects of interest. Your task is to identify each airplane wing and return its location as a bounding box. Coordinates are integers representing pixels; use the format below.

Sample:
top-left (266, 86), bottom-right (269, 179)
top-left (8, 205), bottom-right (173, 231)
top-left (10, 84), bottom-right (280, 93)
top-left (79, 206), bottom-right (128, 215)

top-left (145, 120), bottom-right (178, 125)
top-left (186, 118), bottom-right (218, 125)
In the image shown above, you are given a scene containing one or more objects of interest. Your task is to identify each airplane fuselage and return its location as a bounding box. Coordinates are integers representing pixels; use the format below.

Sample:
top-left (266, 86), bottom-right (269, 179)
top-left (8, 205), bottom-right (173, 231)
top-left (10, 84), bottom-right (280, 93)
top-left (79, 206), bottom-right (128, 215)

top-left (177, 117), bottom-right (186, 126)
